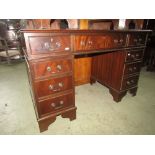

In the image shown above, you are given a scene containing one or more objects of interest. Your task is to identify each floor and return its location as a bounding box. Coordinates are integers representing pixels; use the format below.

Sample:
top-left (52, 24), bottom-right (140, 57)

top-left (0, 61), bottom-right (155, 135)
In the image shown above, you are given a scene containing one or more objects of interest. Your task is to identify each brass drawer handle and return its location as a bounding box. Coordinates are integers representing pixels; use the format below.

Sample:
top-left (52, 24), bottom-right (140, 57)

top-left (127, 81), bottom-right (131, 85)
top-left (131, 55), bottom-right (136, 59)
top-left (114, 39), bottom-right (123, 45)
top-left (120, 39), bottom-right (123, 43)
top-left (127, 80), bottom-right (135, 86)
top-left (60, 100), bottom-right (64, 105)
top-left (129, 67), bottom-right (133, 72)
top-left (114, 39), bottom-right (118, 43)
top-left (129, 66), bottom-right (137, 72)
top-left (44, 41), bottom-right (61, 51)
top-left (80, 41), bottom-right (85, 46)
top-left (47, 66), bottom-right (52, 72)
top-left (133, 66), bottom-right (137, 70)
top-left (57, 64), bottom-right (62, 71)
top-left (136, 53), bottom-right (140, 57)
top-left (46, 66), bottom-right (56, 74)
top-left (49, 82), bottom-right (64, 91)
top-left (88, 41), bottom-right (93, 45)
top-left (51, 103), bottom-right (55, 107)
top-left (51, 100), bottom-right (64, 109)
top-left (49, 86), bottom-right (61, 92)
top-left (58, 82), bottom-right (63, 88)
top-left (49, 84), bottom-right (54, 90)
top-left (55, 42), bottom-right (61, 48)
top-left (47, 65), bottom-right (62, 73)
top-left (44, 42), bottom-right (52, 50)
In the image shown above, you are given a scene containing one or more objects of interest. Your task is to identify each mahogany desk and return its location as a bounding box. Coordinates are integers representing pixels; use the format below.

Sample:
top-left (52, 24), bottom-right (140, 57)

top-left (22, 29), bottom-right (150, 132)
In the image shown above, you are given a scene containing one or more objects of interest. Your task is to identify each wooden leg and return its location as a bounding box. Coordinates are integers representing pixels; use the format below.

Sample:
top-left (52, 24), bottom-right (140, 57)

top-left (38, 108), bottom-right (76, 132)
top-left (129, 87), bottom-right (138, 96)
top-left (38, 117), bottom-right (56, 132)
top-left (90, 76), bottom-right (96, 85)
top-left (61, 108), bottom-right (76, 121)
top-left (109, 89), bottom-right (127, 102)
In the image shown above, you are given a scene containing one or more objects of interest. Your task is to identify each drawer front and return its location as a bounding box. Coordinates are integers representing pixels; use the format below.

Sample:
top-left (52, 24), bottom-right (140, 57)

top-left (74, 34), bottom-right (126, 52)
top-left (124, 62), bottom-right (141, 75)
top-left (35, 75), bottom-right (73, 98)
top-left (32, 58), bottom-right (72, 78)
top-left (125, 49), bottom-right (143, 62)
top-left (122, 75), bottom-right (139, 90)
top-left (128, 33), bottom-right (146, 46)
top-left (28, 35), bottom-right (71, 55)
top-left (38, 92), bottom-right (74, 116)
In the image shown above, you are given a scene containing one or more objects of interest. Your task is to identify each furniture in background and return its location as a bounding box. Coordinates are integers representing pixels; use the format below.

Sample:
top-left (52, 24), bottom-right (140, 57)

top-left (0, 37), bottom-right (11, 63)
top-left (144, 33), bottom-right (155, 71)
top-left (0, 37), bottom-right (22, 64)
top-left (88, 19), bottom-right (144, 30)
top-left (22, 29), bottom-right (150, 132)
top-left (0, 20), bottom-right (22, 63)
top-left (143, 19), bottom-right (155, 71)
top-left (89, 19), bottom-right (114, 30)
top-left (22, 19), bottom-right (79, 30)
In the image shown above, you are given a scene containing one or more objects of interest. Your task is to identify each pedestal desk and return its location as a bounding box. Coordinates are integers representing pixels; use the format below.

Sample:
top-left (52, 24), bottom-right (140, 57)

top-left (22, 29), bottom-right (150, 132)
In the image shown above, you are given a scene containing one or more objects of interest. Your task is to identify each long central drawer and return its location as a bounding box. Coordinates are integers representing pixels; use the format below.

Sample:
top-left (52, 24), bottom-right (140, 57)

top-left (74, 33), bottom-right (126, 52)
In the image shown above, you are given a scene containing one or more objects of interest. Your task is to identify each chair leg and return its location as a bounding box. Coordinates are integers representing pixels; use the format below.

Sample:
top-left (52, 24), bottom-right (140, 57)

top-left (17, 45), bottom-right (23, 61)
top-left (0, 56), bottom-right (2, 63)
top-left (6, 50), bottom-right (11, 64)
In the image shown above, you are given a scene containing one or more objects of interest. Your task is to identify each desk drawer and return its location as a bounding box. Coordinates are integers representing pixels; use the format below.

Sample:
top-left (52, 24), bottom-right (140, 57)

top-left (35, 75), bottom-right (73, 98)
top-left (125, 49), bottom-right (143, 62)
top-left (32, 58), bottom-right (72, 78)
top-left (128, 33), bottom-right (146, 46)
top-left (124, 62), bottom-right (141, 75)
top-left (122, 75), bottom-right (139, 90)
top-left (38, 92), bottom-right (74, 116)
top-left (74, 34), bottom-right (126, 52)
top-left (28, 35), bottom-right (71, 55)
